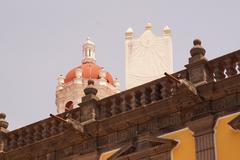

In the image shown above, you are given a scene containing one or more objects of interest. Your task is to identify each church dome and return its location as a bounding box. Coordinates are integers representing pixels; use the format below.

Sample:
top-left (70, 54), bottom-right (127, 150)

top-left (64, 62), bottom-right (114, 85)
top-left (64, 38), bottom-right (114, 85)
top-left (56, 37), bottom-right (120, 114)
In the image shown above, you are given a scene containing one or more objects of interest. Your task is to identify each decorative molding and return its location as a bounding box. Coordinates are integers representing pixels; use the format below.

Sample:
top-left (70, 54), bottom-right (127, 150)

top-left (108, 135), bottom-right (177, 160)
top-left (228, 115), bottom-right (240, 131)
top-left (187, 115), bottom-right (216, 160)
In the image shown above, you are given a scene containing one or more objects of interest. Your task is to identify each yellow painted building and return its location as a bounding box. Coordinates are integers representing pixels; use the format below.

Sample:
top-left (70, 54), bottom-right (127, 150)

top-left (100, 113), bottom-right (240, 160)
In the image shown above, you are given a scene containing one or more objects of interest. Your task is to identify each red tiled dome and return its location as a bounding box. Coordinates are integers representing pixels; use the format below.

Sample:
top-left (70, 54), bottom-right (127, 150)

top-left (64, 62), bottom-right (114, 85)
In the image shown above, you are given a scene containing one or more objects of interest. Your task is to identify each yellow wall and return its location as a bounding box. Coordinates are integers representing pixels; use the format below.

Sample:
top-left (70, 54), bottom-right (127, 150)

top-left (159, 128), bottom-right (196, 160)
top-left (215, 113), bottom-right (240, 160)
top-left (99, 113), bottom-right (240, 160)
top-left (99, 129), bottom-right (196, 160)
top-left (99, 148), bottom-right (119, 160)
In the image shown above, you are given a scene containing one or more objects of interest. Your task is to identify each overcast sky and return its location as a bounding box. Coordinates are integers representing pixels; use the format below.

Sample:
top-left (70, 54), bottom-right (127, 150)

top-left (0, 0), bottom-right (239, 130)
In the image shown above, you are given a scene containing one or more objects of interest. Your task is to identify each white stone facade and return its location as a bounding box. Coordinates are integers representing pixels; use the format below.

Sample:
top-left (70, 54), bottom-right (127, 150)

top-left (56, 77), bottom-right (119, 113)
top-left (125, 23), bottom-right (173, 89)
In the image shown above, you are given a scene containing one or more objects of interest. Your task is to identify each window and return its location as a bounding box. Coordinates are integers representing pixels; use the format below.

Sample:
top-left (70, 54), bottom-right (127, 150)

top-left (65, 101), bottom-right (73, 111)
top-left (89, 50), bottom-right (91, 57)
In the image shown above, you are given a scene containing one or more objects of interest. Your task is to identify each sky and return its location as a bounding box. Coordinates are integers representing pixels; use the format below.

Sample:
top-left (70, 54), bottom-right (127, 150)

top-left (0, 0), bottom-right (239, 130)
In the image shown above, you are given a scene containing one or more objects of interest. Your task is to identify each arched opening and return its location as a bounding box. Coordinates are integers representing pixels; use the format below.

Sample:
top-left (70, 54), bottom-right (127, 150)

top-left (88, 49), bottom-right (91, 57)
top-left (65, 101), bottom-right (73, 112)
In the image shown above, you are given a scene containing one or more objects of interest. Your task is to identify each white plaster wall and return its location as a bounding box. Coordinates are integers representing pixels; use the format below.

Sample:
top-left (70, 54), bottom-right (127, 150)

top-left (125, 25), bottom-right (173, 89)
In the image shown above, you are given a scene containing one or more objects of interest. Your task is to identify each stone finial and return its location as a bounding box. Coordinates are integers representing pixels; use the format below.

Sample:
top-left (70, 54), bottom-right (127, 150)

top-left (88, 79), bottom-right (94, 85)
top-left (0, 113), bottom-right (8, 130)
top-left (113, 78), bottom-right (120, 93)
top-left (126, 27), bottom-right (133, 33)
top-left (125, 27), bottom-right (134, 39)
top-left (145, 23), bottom-right (152, 30)
top-left (113, 78), bottom-right (120, 88)
top-left (163, 25), bottom-right (171, 35)
top-left (85, 37), bottom-right (95, 45)
top-left (82, 79), bottom-right (99, 102)
top-left (190, 39), bottom-right (206, 57)
top-left (57, 75), bottom-right (64, 85)
top-left (84, 80), bottom-right (98, 96)
top-left (186, 39), bottom-right (210, 86)
top-left (0, 113), bottom-right (8, 153)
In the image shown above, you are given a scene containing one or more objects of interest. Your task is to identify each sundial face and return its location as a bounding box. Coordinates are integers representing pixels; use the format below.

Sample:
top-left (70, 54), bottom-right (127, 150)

top-left (128, 35), bottom-right (170, 78)
top-left (140, 36), bottom-right (153, 48)
top-left (125, 27), bottom-right (173, 88)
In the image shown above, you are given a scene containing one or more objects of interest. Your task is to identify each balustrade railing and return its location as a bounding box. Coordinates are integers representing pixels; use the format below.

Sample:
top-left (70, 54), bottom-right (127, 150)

top-left (5, 115), bottom-right (68, 151)
top-left (99, 76), bottom-right (177, 119)
top-left (208, 50), bottom-right (240, 81)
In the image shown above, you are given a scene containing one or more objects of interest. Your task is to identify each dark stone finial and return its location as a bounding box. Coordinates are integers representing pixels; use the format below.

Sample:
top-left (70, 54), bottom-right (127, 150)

top-left (0, 113), bottom-right (6, 119)
top-left (84, 80), bottom-right (98, 96)
top-left (190, 38), bottom-right (206, 57)
top-left (88, 79), bottom-right (94, 85)
top-left (0, 113), bottom-right (9, 130)
top-left (193, 39), bottom-right (201, 46)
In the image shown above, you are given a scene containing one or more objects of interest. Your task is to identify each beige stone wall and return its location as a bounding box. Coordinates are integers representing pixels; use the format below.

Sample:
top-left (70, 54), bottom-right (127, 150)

top-left (56, 78), bottom-right (119, 113)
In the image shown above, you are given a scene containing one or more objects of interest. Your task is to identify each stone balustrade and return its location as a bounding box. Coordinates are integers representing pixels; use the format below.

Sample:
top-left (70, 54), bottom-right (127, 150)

top-left (4, 76), bottom-right (180, 151)
top-left (97, 50), bottom-right (240, 119)
top-left (208, 50), bottom-right (240, 81)
top-left (4, 49), bottom-right (240, 152)
top-left (98, 76), bottom-right (177, 119)
top-left (5, 116), bottom-right (68, 151)
top-left (5, 108), bottom-right (86, 151)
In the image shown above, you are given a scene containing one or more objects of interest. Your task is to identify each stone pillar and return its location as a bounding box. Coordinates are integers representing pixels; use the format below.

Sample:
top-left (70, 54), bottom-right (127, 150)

top-left (80, 80), bottom-right (99, 122)
top-left (56, 75), bottom-right (65, 113)
top-left (187, 115), bottom-right (216, 160)
top-left (0, 113), bottom-right (9, 160)
top-left (185, 39), bottom-right (212, 86)
top-left (113, 78), bottom-right (120, 93)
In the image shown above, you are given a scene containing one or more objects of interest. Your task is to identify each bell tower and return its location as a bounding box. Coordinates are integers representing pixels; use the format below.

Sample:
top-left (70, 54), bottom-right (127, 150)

top-left (82, 37), bottom-right (96, 63)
